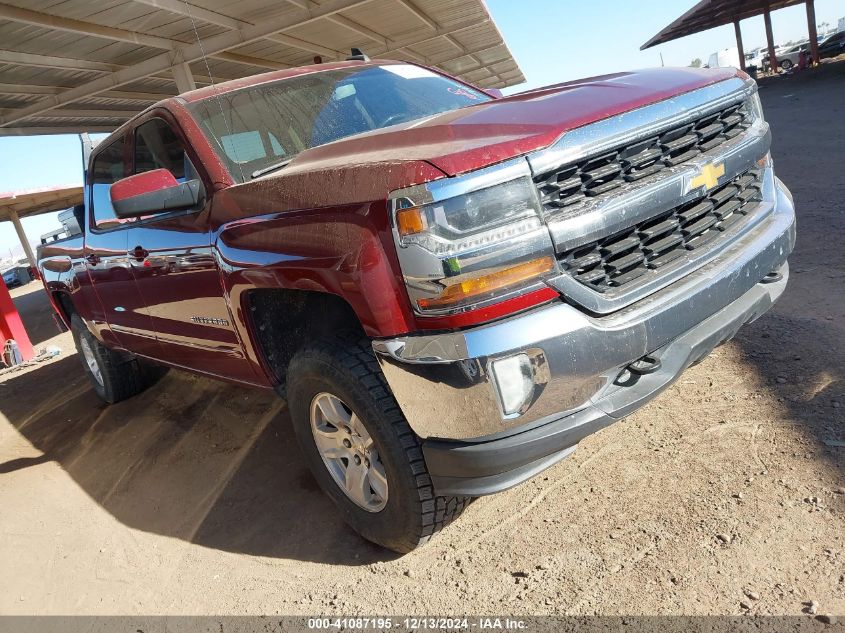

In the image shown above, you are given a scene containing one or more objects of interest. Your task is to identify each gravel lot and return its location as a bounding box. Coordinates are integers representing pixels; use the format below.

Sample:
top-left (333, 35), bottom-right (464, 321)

top-left (0, 62), bottom-right (843, 617)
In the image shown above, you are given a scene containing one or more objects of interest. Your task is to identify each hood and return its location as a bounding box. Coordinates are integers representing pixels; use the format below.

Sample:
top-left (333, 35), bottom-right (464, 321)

top-left (278, 67), bottom-right (742, 178)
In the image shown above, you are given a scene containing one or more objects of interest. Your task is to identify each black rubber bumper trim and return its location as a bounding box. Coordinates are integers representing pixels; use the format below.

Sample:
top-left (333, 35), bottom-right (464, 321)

top-left (423, 407), bottom-right (613, 497)
top-left (423, 264), bottom-right (789, 497)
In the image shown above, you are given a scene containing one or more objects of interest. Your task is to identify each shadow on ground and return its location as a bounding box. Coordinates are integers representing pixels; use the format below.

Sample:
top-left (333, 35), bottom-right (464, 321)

top-left (731, 58), bottom-right (844, 476)
top-left (0, 354), bottom-right (395, 565)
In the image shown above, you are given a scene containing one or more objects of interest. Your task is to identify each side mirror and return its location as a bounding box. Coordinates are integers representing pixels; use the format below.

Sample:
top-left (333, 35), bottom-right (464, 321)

top-left (110, 168), bottom-right (203, 219)
top-left (485, 88), bottom-right (504, 99)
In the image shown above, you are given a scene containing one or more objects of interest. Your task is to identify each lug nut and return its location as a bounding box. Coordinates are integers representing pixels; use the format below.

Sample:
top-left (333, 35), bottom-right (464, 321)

top-left (364, 459), bottom-right (370, 468)
top-left (353, 455), bottom-right (362, 465)
top-left (343, 439), bottom-right (352, 448)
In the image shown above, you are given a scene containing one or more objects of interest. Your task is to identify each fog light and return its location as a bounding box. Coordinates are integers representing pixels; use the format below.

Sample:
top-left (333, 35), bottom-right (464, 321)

top-left (490, 353), bottom-right (534, 415)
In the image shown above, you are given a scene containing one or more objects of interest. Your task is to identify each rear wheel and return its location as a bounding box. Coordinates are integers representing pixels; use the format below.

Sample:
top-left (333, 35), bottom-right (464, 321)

top-left (70, 314), bottom-right (148, 404)
top-left (287, 334), bottom-right (469, 553)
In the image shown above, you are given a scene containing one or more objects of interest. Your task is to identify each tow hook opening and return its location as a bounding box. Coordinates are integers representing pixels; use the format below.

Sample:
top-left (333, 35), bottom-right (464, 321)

top-left (614, 354), bottom-right (662, 387)
top-left (760, 270), bottom-right (783, 284)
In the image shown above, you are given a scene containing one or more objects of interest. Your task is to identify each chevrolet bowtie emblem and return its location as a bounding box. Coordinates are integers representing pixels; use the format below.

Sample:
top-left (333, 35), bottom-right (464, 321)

top-left (689, 161), bottom-right (726, 191)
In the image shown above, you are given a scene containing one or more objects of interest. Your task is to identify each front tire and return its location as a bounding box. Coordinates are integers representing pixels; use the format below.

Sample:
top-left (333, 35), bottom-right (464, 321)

top-left (70, 314), bottom-right (148, 404)
top-left (287, 334), bottom-right (469, 553)
top-left (781, 59), bottom-right (793, 70)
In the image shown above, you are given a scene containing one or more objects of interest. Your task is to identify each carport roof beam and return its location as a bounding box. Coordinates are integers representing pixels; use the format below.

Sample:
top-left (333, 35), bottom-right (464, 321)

top-left (641, 0), bottom-right (814, 50)
top-left (0, 0), bottom-right (376, 127)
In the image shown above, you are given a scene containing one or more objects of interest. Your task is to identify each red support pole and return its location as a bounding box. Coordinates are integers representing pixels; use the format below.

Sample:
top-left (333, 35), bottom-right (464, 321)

top-left (0, 281), bottom-right (34, 362)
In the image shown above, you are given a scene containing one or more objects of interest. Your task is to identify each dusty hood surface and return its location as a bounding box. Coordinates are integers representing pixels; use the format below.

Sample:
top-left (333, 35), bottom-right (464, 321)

top-left (279, 67), bottom-right (742, 178)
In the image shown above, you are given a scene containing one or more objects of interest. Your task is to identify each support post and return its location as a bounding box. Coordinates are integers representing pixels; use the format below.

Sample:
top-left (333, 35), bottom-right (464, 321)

top-left (0, 278), bottom-right (34, 361)
top-left (764, 8), bottom-right (778, 73)
top-left (171, 62), bottom-right (197, 94)
top-left (806, 0), bottom-right (819, 65)
top-left (734, 20), bottom-right (746, 71)
top-left (8, 209), bottom-right (37, 271)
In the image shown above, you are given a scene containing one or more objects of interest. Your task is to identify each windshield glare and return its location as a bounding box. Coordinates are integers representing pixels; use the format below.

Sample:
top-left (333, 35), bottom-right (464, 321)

top-left (189, 64), bottom-right (491, 181)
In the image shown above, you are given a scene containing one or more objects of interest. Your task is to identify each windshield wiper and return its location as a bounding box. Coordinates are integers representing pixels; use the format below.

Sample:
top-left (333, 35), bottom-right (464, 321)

top-left (251, 158), bottom-right (295, 179)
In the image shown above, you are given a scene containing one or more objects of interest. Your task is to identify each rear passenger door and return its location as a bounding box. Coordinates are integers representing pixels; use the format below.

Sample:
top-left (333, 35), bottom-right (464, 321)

top-left (126, 114), bottom-right (258, 384)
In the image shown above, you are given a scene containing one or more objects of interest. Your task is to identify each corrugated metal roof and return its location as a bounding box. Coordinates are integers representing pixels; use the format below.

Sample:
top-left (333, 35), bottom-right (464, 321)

top-left (642, 0), bottom-right (809, 50)
top-left (0, 0), bottom-right (525, 136)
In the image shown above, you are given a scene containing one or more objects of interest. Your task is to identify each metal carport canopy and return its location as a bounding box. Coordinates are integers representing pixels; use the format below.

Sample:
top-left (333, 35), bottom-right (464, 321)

top-left (0, 0), bottom-right (525, 137)
top-left (641, 0), bottom-right (811, 49)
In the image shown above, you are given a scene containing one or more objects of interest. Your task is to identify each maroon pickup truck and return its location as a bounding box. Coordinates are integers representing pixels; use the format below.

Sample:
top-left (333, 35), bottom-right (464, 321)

top-left (38, 59), bottom-right (795, 553)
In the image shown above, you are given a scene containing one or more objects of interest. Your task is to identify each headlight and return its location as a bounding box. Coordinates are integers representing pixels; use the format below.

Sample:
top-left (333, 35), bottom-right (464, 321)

top-left (747, 90), bottom-right (764, 122)
top-left (395, 176), bottom-right (542, 255)
top-left (389, 158), bottom-right (559, 316)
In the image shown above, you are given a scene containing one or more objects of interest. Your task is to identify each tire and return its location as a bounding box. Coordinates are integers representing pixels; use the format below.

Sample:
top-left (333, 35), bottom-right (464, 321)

top-left (287, 333), bottom-right (469, 553)
top-left (70, 314), bottom-right (148, 404)
top-left (780, 59), bottom-right (793, 70)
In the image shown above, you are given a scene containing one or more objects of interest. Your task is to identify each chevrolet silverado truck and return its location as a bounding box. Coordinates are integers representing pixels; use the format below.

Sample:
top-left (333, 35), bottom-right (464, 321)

top-left (38, 59), bottom-right (796, 553)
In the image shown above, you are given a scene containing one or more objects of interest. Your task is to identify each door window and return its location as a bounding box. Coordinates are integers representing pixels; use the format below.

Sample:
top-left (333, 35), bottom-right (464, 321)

top-left (90, 138), bottom-right (128, 230)
top-left (134, 118), bottom-right (196, 181)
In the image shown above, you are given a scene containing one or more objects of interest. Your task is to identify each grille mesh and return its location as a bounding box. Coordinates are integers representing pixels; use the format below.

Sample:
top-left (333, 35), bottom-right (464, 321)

top-left (558, 169), bottom-right (764, 294)
top-left (534, 100), bottom-right (753, 210)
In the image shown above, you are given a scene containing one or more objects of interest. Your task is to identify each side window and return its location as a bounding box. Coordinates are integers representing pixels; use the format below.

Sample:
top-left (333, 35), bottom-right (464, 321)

top-left (91, 138), bottom-right (127, 230)
top-left (135, 118), bottom-right (192, 181)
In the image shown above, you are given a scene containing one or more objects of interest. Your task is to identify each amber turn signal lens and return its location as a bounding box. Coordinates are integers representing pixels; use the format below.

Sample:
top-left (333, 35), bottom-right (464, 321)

top-left (418, 256), bottom-right (555, 311)
top-left (396, 207), bottom-right (426, 236)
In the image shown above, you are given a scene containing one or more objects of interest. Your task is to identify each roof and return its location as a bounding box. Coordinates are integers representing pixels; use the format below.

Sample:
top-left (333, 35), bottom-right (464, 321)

top-left (0, 0), bottom-right (525, 137)
top-left (0, 185), bottom-right (82, 221)
top-left (642, 0), bottom-right (810, 49)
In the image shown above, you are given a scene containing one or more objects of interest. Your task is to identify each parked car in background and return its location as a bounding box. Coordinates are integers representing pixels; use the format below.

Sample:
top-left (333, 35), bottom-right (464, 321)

top-left (764, 43), bottom-right (811, 70)
top-left (2, 266), bottom-right (33, 289)
top-left (818, 30), bottom-right (845, 59)
top-left (38, 59), bottom-right (795, 553)
top-left (744, 48), bottom-right (767, 72)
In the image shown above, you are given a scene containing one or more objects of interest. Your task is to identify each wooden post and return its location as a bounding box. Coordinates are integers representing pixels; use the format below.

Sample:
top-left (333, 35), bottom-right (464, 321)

top-left (734, 20), bottom-right (746, 71)
top-left (764, 8), bottom-right (778, 73)
top-left (7, 209), bottom-right (36, 270)
top-left (806, 0), bottom-right (819, 65)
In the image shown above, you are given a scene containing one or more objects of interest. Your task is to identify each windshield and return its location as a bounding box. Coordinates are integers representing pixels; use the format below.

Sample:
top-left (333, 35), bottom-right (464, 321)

top-left (189, 64), bottom-right (491, 181)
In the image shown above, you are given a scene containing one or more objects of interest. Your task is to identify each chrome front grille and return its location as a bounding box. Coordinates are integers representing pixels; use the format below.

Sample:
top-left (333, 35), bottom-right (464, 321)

top-left (533, 99), bottom-right (753, 211)
top-left (557, 169), bottom-right (764, 293)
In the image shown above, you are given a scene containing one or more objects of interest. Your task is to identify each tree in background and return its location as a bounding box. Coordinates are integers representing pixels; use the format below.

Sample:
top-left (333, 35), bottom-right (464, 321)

top-left (689, 58), bottom-right (702, 68)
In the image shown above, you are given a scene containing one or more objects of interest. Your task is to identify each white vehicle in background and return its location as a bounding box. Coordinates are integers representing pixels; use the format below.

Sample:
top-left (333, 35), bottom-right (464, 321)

top-left (744, 48), bottom-right (767, 72)
top-left (763, 42), bottom-right (811, 70)
top-left (708, 47), bottom-right (741, 69)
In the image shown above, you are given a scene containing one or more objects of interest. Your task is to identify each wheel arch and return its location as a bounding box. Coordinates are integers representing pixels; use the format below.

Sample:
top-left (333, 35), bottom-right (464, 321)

top-left (245, 288), bottom-right (366, 392)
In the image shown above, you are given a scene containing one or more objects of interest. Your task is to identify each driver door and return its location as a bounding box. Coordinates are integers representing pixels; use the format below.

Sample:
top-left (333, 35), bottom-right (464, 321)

top-left (125, 114), bottom-right (258, 384)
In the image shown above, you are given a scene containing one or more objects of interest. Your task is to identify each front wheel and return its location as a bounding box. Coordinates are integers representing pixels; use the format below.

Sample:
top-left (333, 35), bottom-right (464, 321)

top-left (780, 59), bottom-right (793, 70)
top-left (287, 334), bottom-right (469, 553)
top-left (70, 314), bottom-right (148, 404)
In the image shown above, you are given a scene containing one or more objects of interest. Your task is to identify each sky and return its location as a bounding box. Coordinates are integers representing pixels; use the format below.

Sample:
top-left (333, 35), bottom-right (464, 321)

top-left (0, 0), bottom-right (843, 259)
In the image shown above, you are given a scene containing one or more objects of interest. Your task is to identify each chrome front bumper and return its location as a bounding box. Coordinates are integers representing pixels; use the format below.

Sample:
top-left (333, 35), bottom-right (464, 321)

top-left (374, 177), bottom-right (795, 446)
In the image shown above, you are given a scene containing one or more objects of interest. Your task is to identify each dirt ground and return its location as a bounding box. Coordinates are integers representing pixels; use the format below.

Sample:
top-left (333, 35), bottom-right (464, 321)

top-left (1, 62), bottom-right (843, 618)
